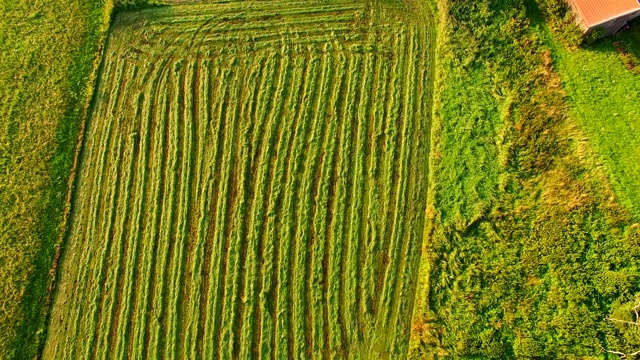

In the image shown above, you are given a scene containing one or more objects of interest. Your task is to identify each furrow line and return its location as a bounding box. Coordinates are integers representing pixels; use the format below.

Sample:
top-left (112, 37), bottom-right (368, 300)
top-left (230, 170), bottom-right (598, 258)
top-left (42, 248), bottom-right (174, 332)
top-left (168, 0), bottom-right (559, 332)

top-left (373, 29), bottom-right (403, 316)
top-left (221, 55), bottom-right (264, 359)
top-left (232, 54), bottom-right (268, 359)
top-left (84, 130), bottom-right (126, 360)
top-left (340, 51), bottom-right (366, 344)
top-left (362, 49), bottom-right (388, 331)
top-left (117, 59), bottom-right (163, 360)
top-left (216, 57), bottom-right (254, 360)
top-left (153, 13), bottom-right (357, 42)
top-left (99, 64), bottom-right (144, 360)
top-left (130, 57), bottom-right (172, 360)
top-left (196, 29), bottom-right (361, 51)
top-left (147, 3), bottom-right (362, 26)
top-left (200, 63), bottom-right (234, 360)
top-left (253, 52), bottom-right (291, 360)
top-left (165, 59), bottom-right (197, 360)
top-left (346, 50), bottom-right (374, 346)
top-left (207, 58), bottom-right (242, 359)
top-left (275, 50), bottom-right (309, 360)
top-left (147, 61), bottom-right (182, 360)
top-left (391, 26), bottom-right (429, 356)
top-left (85, 60), bottom-right (138, 360)
top-left (263, 47), bottom-right (297, 360)
top-left (333, 51), bottom-right (362, 357)
top-left (194, 61), bottom-right (226, 359)
top-left (361, 44), bottom-right (384, 344)
top-left (158, 60), bottom-right (187, 359)
top-left (60, 56), bottom-right (124, 359)
top-left (320, 46), bottom-right (348, 359)
top-left (183, 56), bottom-right (207, 360)
top-left (376, 26), bottom-right (410, 332)
top-left (289, 47), bottom-right (323, 360)
top-left (237, 52), bottom-right (276, 360)
top-left (305, 46), bottom-right (334, 360)
top-left (141, 59), bottom-right (174, 360)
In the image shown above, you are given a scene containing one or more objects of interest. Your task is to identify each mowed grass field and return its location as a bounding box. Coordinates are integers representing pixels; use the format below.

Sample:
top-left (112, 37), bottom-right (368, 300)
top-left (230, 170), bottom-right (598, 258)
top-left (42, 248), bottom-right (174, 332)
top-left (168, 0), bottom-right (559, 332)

top-left (44, 1), bottom-right (435, 359)
top-left (551, 23), bottom-right (640, 218)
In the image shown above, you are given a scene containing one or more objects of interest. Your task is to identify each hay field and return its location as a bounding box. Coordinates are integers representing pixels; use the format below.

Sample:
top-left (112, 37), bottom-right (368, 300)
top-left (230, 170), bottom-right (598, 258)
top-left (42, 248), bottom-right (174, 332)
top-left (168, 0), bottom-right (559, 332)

top-left (43, 1), bottom-right (435, 358)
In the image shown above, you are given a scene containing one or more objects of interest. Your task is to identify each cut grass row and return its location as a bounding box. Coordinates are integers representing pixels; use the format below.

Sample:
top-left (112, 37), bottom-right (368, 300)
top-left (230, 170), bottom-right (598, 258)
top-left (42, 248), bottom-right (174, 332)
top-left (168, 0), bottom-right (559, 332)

top-left (44, 1), bottom-right (435, 358)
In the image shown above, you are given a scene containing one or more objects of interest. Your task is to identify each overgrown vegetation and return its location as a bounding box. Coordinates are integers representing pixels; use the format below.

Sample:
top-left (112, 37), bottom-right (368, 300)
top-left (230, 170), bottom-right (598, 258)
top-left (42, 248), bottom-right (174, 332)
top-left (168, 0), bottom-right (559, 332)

top-left (411, 0), bottom-right (640, 358)
top-left (537, 0), bottom-right (584, 46)
top-left (114, 0), bottom-right (157, 11)
top-left (0, 0), bottom-right (114, 358)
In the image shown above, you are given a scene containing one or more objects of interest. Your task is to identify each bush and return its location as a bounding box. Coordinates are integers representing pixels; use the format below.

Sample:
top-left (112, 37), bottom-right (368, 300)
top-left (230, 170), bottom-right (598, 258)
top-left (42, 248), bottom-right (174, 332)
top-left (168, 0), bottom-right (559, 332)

top-left (114, 0), bottom-right (156, 11)
top-left (538, 0), bottom-right (569, 19)
top-left (584, 27), bottom-right (605, 45)
top-left (537, 0), bottom-right (584, 47)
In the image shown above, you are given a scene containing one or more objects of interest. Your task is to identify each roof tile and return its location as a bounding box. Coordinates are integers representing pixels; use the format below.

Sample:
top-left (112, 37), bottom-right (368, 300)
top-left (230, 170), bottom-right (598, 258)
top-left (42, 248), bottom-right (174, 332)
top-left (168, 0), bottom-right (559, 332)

top-left (570, 0), bottom-right (640, 26)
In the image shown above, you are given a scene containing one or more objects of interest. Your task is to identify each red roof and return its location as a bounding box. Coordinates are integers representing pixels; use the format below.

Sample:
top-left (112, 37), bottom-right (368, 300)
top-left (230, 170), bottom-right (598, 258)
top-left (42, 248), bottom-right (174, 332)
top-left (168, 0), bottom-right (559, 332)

top-left (570, 0), bottom-right (640, 27)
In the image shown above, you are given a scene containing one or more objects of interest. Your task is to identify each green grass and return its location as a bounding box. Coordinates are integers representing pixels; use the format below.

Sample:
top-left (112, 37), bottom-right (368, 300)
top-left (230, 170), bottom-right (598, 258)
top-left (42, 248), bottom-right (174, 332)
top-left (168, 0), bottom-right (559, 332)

top-left (0, 0), bottom-right (113, 358)
top-left (550, 22), bottom-right (640, 219)
top-left (5, 0), bottom-right (639, 358)
top-left (411, 0), bottom-right (640, 358)
top-left (43, 1), bottom-right (436, 358)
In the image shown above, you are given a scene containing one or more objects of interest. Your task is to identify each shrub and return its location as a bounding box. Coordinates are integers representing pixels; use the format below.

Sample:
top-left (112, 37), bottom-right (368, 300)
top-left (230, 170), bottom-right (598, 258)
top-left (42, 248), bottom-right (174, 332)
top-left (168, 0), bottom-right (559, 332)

top-left (584, 27), bottom-right (605, 45)
top-left (537, 0), bottom-right (584, 47)
top-left (114, 0), bottom-right (156, 11)
top-left (538, 0), bottom-right (569, 19)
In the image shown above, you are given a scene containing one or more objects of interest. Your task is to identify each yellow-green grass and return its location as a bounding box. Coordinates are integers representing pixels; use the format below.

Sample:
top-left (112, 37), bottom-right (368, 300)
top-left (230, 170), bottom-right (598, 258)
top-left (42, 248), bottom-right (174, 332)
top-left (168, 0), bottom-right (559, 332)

top-left (0, 0), bottom-right (113, 358)
top-left (43, 1), bottom-right (435, 358)
top-left (551, 23), bottom-right (640, 219)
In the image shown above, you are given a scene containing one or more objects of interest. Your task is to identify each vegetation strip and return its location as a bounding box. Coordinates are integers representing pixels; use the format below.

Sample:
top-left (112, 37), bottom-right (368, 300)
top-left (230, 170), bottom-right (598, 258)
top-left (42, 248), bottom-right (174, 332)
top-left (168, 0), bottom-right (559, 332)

top-left (411, 0), bottom-right (640, 357)
top-left (0, 1), bottom-right (115, 358)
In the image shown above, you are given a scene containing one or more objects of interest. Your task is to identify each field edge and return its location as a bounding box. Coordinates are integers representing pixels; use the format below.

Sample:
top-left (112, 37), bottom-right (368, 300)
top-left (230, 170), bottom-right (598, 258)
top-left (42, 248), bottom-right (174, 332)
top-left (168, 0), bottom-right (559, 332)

top-left (407, 0), bottom-right (439, 356)
top-left (10, 2), bottom-right (116, 360)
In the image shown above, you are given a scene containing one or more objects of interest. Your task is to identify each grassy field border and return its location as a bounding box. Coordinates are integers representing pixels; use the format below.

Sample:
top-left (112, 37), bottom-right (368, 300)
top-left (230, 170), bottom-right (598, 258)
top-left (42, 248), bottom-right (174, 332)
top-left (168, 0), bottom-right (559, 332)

top-left (408, 0), bottom-right (439, 356)
top-left (410, 0), bottom-right (640, 357)
top-left (8, 2), bottom-right (115, 359)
